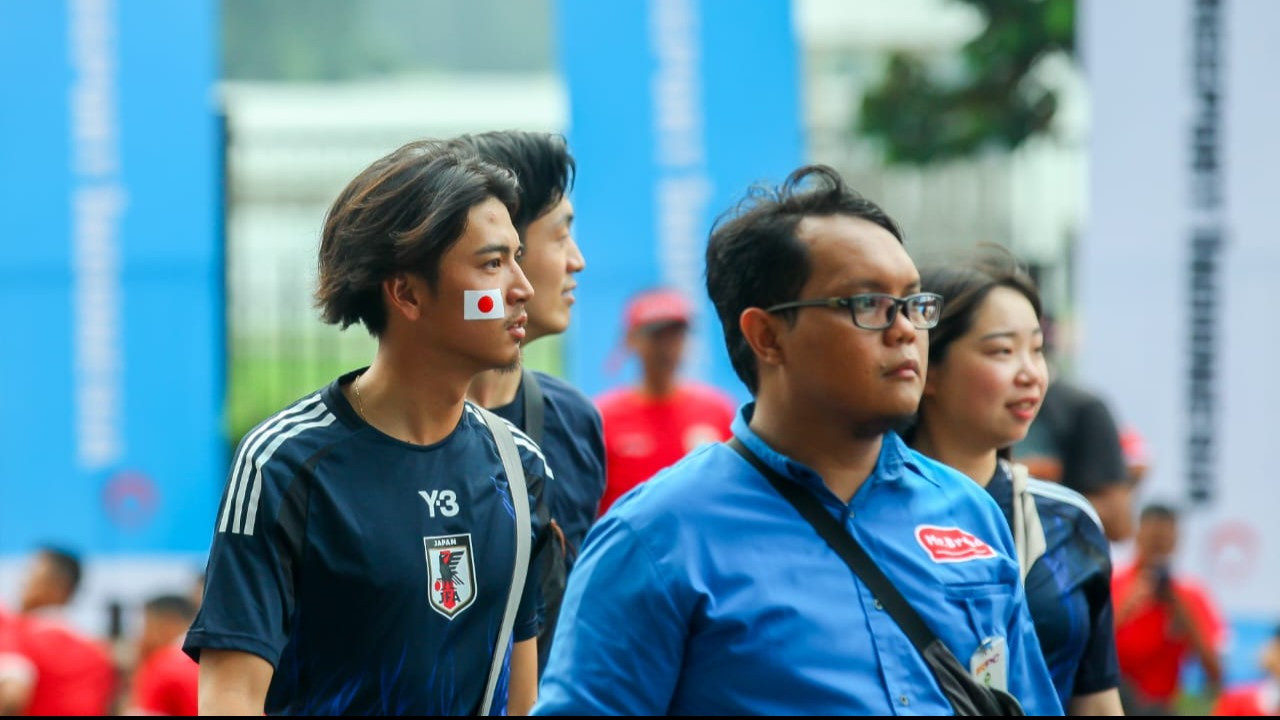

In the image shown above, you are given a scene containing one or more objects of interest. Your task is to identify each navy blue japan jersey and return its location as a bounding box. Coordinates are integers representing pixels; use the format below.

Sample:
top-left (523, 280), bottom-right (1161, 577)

top-left (489, 370), bottom-right (605, 561)
top-left (987, 462), bottom-right (1120, 706)
top-left (184, 370), bottom-right (550, 716)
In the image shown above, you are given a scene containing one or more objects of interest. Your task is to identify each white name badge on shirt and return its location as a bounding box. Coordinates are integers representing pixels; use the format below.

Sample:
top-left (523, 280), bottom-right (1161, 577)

top-left (969, 636), bottom-right (1009, 692)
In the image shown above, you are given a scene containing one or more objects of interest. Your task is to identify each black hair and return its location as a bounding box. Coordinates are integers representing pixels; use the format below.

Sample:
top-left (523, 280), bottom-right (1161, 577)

top-left (144, 593), bottom-right (197, 623)
top-left (1140, 503), bottom-right (1179, 523)
top-left (920, 245), bottom-right (1043, 367)
top-left (315, 139), bottom-right (520, 336)
top-left (37, 545), bottom-right (82, 598)
top-left (448, 131), bottom-right (575, 237)
top-left (705, 164), bottom-right (903, 394)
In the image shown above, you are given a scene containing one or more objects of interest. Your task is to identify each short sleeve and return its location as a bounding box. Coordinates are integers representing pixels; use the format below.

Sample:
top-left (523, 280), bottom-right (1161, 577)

top-left (1070, 518), bottom-right (1121, 696)
top-left (183, 437), bottom-right (302, 668)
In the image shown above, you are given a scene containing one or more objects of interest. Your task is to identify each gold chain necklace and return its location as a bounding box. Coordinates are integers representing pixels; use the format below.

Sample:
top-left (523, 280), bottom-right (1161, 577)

top-left (353, 372), bottom-right (368, 421)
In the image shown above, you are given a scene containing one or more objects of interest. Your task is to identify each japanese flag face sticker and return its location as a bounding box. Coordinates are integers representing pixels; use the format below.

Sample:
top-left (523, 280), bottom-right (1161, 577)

top-left (464, 288), bottom-right (504, 320)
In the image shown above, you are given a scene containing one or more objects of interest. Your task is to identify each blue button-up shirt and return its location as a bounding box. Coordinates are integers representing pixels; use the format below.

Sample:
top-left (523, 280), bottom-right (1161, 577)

top-left (534, 404), bottom-right (1063, 715)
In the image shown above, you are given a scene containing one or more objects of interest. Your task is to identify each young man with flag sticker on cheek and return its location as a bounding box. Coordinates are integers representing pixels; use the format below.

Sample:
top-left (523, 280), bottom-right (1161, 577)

top-left (534, 165), bottom-right (1060, 716)
top-left (451, 131), bottom-right (606, 677)
top-left (185, 140), bottom-right (552, 716)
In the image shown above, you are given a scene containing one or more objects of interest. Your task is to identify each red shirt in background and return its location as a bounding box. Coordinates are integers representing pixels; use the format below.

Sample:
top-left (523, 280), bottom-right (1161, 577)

top-left (1112, 561), bottom-right (1226, 705)
top-left (1212, 682), bottom-right (1280, 716)
top-left (596, 383), bottom-right (736, 516)
top-left (129, 644), bottom-right (199, 716)
top-left (2, 612), bottom-right (116, 716)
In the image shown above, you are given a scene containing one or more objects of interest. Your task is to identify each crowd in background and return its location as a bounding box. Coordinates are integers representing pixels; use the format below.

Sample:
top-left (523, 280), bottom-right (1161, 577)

top-left (1, 138), bottom-right (1276, 715)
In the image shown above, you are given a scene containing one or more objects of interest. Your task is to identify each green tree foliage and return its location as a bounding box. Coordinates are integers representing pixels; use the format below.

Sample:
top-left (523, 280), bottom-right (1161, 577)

top-left (859, 0), bottom-right (1075, 164)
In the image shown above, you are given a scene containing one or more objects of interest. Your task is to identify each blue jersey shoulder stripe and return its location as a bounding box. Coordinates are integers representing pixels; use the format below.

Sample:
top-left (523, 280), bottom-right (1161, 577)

top-left (464, 402), bottom-right (552, 477)
top-left (1027, 478), bottom-right (1104, 532)
top-left (241, 410), bottom-right (338, 536)
top-left (219, 394), bottom-right (323, 534)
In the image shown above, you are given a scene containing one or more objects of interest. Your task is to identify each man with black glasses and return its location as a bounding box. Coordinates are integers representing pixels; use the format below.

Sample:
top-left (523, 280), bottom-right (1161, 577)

top-left (534, 165), bottom-right (1061, 715)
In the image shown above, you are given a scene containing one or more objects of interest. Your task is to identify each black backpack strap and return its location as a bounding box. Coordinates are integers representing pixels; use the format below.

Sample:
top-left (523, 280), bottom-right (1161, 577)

top-left (725, 437), bottom-right (1023, 716)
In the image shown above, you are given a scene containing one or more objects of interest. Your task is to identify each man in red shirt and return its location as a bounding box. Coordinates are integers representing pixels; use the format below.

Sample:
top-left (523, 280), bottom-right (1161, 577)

top-left (595, 288), bottom-right (737, 516)
top-left (2, 547), bottom-right (117, 715)
top-left (1113, 505), bottom-right (1226, 714)
top-left (127, 594), bottom-right (199, 716)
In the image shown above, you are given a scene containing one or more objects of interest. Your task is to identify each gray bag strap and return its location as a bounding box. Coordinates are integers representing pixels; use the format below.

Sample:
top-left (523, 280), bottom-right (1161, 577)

top-left (476, 406), bottom-right (531, 716)
top-left (521, 369), bottom-right (545, 446)
top-left (1005, 460), bottom-right (1047, 583)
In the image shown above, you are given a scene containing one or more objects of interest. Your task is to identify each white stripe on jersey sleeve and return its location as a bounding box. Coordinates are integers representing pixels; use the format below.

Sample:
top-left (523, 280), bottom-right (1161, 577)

top-left (230, 401), bottom-right (330, 535)
top-left (1027, 478), bottom-right (1105, 532)
top-left (464, 402), bottom-right (553, 478)
top-left (218, 394), bottom-right (323, 533)
top-left (240, 412), bottom-right (337, 536)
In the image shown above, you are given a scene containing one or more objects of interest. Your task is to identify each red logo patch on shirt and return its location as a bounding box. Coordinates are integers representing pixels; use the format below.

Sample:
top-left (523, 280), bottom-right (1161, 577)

top-left (915, 525), bottom-right (997, 563)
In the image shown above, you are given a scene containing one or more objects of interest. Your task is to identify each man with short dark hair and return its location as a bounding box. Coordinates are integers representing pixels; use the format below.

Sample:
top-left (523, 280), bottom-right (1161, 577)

top-left (185, 140), bottom-right (551, 715)
top-left (18, 546), bottom-right (82, 613)
top-left (534, 165), bottom-right (1061, 715)
top-left (0, 546), bottom-right (115, 715)
top-left (452, 131), bottom-right (606, 675)
top-left (127, 594), bottom-right (199, 716)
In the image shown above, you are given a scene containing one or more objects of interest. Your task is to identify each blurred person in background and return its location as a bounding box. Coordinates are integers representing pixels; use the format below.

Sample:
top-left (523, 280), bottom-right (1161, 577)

top-left (188, 571), bottom-right (204, 614)
top-left (1212, 624), bottom-right (1280, 716)
top-left (0, 546), bottom-right (116, 715)
top-left (1113, 504), bottom-right (1226, 714)
top-left (453, 130), bottom-right (606, 676)
top-left (594, 287), bottom-right (736, 516)
top-left (1119, 426), bottom-right (1151, 486)
top-left (184, 141), bottom-right (550, 715)
top-left (1014, 350), bottom-right (1137, 542)
top-left (534, 166), bottom-right (1060, 715)
top-left (125, 594), bottom-right (198, 716)
top-left (0, 603), bottom-right (24, 714)
top-left (907, 249), bottom-right (1122, 715)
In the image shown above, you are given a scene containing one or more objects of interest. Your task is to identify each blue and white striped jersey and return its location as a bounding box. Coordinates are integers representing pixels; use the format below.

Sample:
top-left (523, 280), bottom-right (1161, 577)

top-left (184, 368), bottom-right (549, 716)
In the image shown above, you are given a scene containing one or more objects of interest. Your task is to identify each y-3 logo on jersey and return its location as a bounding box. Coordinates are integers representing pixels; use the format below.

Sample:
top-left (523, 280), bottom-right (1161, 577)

top-left (419, 489), bottom-right (459, 517)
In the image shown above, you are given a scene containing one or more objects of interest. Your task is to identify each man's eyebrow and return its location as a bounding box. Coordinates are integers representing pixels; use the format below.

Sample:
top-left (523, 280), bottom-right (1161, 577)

top-left (474, 243), bottom-right (515, 257)
top-left (833, 279), bottom-right (922, 294)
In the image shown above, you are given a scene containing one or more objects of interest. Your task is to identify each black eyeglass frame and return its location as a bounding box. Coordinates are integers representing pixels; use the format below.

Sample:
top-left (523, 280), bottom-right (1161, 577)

top-left (764, 292), bottom-right (944, 330)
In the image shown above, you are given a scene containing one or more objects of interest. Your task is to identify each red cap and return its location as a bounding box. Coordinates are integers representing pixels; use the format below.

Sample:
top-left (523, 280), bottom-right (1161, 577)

top-left (1120, 426), bottom-right (1150, 468)
top-left (625, 288), bottom-right (692, 334)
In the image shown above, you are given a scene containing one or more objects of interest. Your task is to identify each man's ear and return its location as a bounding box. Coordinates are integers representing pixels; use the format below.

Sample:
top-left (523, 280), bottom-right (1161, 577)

top-left (385, 274), bottom-right (425, 323)
top-left (740, 307), bottom-right (785, 370)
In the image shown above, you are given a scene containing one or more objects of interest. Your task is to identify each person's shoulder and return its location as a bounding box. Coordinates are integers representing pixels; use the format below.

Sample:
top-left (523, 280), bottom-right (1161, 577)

top-left (531, 371), bottom-right (601, 423)
top-left (233, 386), bottom-right (352, 470)
top-left (902, 446), bottom-right (989, 501)
top-left (899, 444), bottom-right (1015, 538)
top-left (1026, 477), bottom-right (1106, 535)
top-left (464, 402), bottom-right (552, 478)
top-left (593, 385), bottom-right (640, 414)
top-left (604, 442), bottom-right (735, 521)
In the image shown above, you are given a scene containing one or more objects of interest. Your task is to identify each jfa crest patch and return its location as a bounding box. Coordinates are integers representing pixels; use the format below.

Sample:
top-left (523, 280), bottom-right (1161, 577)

top-left (425, 533), bottom-right (477, 619)
top-left (915, 525), bottom-right (997, 563)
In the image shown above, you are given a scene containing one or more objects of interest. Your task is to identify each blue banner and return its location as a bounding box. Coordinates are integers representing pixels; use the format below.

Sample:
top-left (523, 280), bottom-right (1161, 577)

top-left (557, 0), bottom-right (804, 402)
top-left (0, 0), bottom-right (223, 556)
